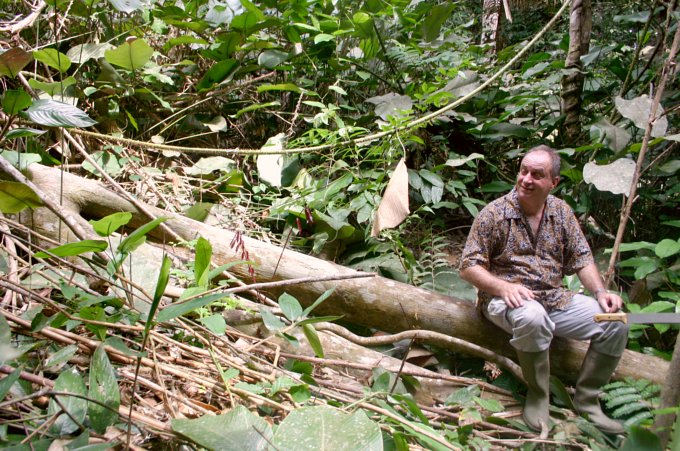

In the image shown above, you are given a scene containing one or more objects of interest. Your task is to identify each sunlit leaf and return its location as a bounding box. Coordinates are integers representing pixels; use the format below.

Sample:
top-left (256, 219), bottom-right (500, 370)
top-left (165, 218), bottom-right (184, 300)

top-left (34, 240), bottom-right (108, 258)
top-left (366, 93), bottom-right (413, 120)
top-left (24, 99), bottom-right (97, 128)
top-left (117, 217), bottom-right (167, 255)
top-left (272, 406), bottom-right (382, 451)
top-left (105, 39), bottom-right (154, 71)
top-left (108, 0), bottom-right (143, 14)
top-left (0, 181), bottom-right (44, 213)
top-left (615, 95), bottom-right (668, 138)
top-left (258, 49), bottom-right (289, 69)
top-left (583, 158), bottom-right (636, 195)
top-left (279, 292), bottom-right (303, 322)
top-left (196, 59), bottom-right (238, 91)
top-left (28, 76), bottom-right (77, 97)
top-left (0, 48), bottom-right (33, 78)
top-left (655, 239), bottom-right (680, 259)
top-left (194, 237), bottom-right (212, 287)
top-left (5, 128), bottom-right (46, 140)
top-left (372, 157), bottom-right (409, 236)
top-left (88, 345), bottom-right (120, 433)
top-left (89, 212), bottom-right (133, 237)
top-left (67, 42), bottom-right (114, 64)
top-left (172, 405), bottom-right (272, 451)
top-left (156, 293), bottom-right (226, 322)
top-left (33, 48), bottom-right (71, 73)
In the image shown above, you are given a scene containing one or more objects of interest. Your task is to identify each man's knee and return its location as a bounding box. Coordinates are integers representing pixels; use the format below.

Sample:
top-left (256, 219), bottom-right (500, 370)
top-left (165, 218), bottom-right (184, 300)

top-left (513, 301), bottom-right (550, 330)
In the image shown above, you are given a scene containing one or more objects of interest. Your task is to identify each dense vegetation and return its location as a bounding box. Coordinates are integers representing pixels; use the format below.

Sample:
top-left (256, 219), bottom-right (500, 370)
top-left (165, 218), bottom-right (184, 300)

top-left (0, 0), bottom-right (678, 449)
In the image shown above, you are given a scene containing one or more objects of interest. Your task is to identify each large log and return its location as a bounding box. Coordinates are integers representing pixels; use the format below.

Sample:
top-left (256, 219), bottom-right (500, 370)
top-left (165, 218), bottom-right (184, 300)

top-left (17, 164), bottom-right (671, 385)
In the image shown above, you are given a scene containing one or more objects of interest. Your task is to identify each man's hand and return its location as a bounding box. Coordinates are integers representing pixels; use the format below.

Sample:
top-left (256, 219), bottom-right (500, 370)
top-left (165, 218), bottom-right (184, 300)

top-left (596, 291), bottom-right (622, 313)
top-left (499, 281), bottom-right (535, 309)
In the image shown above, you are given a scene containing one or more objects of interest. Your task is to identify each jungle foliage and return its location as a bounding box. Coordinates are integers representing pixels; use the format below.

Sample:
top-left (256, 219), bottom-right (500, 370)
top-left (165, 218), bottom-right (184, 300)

top-left (0, 0), bottom-right (679, 449)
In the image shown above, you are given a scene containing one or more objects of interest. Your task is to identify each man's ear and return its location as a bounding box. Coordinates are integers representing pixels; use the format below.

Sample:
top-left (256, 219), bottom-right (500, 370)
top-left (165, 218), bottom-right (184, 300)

top-left (551, 176), bottom-right (560, 189)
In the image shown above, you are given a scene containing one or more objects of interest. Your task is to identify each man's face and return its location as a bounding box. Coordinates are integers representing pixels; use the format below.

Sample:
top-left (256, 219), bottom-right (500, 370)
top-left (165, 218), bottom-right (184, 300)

top-left (516, 151), bottom-right (559, 205)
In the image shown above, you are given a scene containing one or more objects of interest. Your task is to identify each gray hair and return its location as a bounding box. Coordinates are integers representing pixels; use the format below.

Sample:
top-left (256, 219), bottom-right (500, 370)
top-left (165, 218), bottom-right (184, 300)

top-left (525, 145), bottom-right (561, 179)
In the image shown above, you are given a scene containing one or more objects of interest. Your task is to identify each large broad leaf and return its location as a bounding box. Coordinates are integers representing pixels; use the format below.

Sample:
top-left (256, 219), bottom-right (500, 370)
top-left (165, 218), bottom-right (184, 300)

top-left (372, 158), bottom-right (409, 237)
top-left (33, 48), bottom-right (71, 73)
top-left (2, 89), bottom-right (32, 115)
top-left (90, 212), bottom-right (132, 237)
top-left (422, 3), bottom-right (455, 42)
top-left (105, 39), bottom-right (154, 71)
top-left (48, 369), bottom-right (88, 435)
top-left (24, 99), bottom-right (97, 128)
top-left (614, 95), bottom-right (668, 138)
top-left (172, 405), bottom-right (273, 451)
top-left (366, 93), bottom-right (413, 121)
top-left (0, 48), bottom-right (33, 78)
top-left (272, 406), bottom-right (382, 451)
top-left (184, 156), bottom-right (236, 176)
top-left (28, 76), bottom-right (77, 97)
top-left (0, 181), bottom-right (44, 213)
top-left (583, 158), bottom-right (635, 195)
top-left (34, 240), bottom-right (108, 258)
top-left (256, 133), bottom-right (287, 187)
top-left (108, 0), bottom-right (144, 14)
top-left (590, 119), bottom-right (631, 151)
top-left (0, 150), bottom-right (42, 171)
top-left (655, 239), bottom-right (680, 259)
top-left (258, 49), bottom-right (289, 69)
top-left (67, 43), bottom-right (114, 64)
top-left (279, 292), bottom-right (303, 322)
top-left (88, 345), bottom-right (120, 433)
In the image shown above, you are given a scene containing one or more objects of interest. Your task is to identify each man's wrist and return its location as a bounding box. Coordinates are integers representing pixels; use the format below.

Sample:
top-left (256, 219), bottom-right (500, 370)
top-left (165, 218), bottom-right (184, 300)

top-left (594, 288), bottom-right (607, 297)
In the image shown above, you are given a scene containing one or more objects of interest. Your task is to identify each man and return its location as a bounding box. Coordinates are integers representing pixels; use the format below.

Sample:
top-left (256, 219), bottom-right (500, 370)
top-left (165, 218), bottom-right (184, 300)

top-left (459, 145), bottom-right (629, 434)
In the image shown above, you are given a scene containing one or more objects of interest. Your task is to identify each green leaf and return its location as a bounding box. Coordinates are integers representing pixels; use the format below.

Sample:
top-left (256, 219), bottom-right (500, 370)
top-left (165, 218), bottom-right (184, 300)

top-left (233, 101), bottom-right (280, 119)
top-left (88, 345), bottom-right (120, 433)
top-left (422, 3), bottom-right (455, 42)
top-left (89, 212), bottom-right (132, 237)
top-left (0, 48), bottom-right (33, 78)
top-left (172, 405), bottom-right (273, 451)
top-left (156, 292), bottom-right (226, 322)
top-left (258, 49), bottom-right (289, 69)
top-left (5, 128), bottom-right (46, 139)
top-left (34, 240), bottom-right (108, 258)
top-left (2, 89), bottom-right (32, 115)
top-left (109, 0), bottom-right (143, 13)
top-left (655, 239), bottom-right (680, 258)
top-left (147, 255), bottom-right (171, 330)
top-left (619, 425), bottom-right (662, 451)
top-left (24, 99), bottom-right (97, 128)
top-left (272, 406), bottom-right (382, 451)
top-left (0, 367), bottom-right (21, 401)
top-left (296, 315), bottom-right (343, 326)
top-left (616, 241), bottom-right (657, 252)
top-left (302, 288), bottom-right (335, 317)
top-left (33, 48), bottom-right (71, 73)
top-left (196, 59), bottom-right (238, 91)
top-left (279, 292), bottom-right (303, 322)
top-left (260, 309), bottom-right (286, 331)
top-left (194, 237), bottom-right (212, 287)
top-left (257, 83), bottom-right (302, 94)
top-left (67, 43), bottom-right (114, 64)
top-left (0, 181), bottom-right (44, 213)
top-left (302, 324), bottom-right (324, 358)
top-left (105, 39), bottom-right (154, 71)
top-left (117, 217), bottom-right (167, 255)
top-left (28, 76), bottom-right (77, 97)
top-left (199, 314), bottom-right (227, 335)
top-left (474, 397), bottom-right (504, 413)
top-left (49, 369), bottom-right (88, 435)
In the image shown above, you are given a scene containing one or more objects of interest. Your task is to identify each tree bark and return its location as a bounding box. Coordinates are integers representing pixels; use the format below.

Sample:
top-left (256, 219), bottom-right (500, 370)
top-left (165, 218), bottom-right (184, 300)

top-left (9, 163), bottom-right (671, 386)
top-left (481, 0), bottom-right (503, 52)
top-left (560, 0), bottom-right (592, 144)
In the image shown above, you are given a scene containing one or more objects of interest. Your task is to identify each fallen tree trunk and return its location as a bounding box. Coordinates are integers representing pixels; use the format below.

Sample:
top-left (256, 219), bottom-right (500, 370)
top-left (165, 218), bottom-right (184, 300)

top-left (12, 164), bottom-right (671, 385)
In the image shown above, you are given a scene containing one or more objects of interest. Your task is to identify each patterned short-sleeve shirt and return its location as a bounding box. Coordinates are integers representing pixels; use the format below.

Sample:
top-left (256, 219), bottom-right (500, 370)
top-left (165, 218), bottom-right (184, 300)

top-left (460, 188), bottom-right (593, 312)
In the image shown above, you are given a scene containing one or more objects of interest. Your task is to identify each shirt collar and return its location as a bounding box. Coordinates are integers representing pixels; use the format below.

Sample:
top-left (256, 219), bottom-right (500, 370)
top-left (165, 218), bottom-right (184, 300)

top-left (504, 187), bottom-right (557, 219)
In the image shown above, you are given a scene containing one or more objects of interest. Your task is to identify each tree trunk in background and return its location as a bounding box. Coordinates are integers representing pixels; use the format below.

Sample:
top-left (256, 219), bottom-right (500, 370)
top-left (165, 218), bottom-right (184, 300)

top-left (481, 0), bottom-right (503, 51)
top-left (561, 0), bottom-right (592, 144)
top-left (13, 164), bottom-right (671, 386)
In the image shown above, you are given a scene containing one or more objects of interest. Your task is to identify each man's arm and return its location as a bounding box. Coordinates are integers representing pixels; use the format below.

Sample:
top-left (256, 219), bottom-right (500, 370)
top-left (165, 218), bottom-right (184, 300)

top-left (460, 265), bottom-right (536, 309)
top-left (576, 262), bottom-right (622, 313)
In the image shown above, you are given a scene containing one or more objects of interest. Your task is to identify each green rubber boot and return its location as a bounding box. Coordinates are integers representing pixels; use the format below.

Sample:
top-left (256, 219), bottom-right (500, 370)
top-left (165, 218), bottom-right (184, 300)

top-left (574, 348), bottom-right (625, 434)
top-left (516, 349), bottom-right (551, 434)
